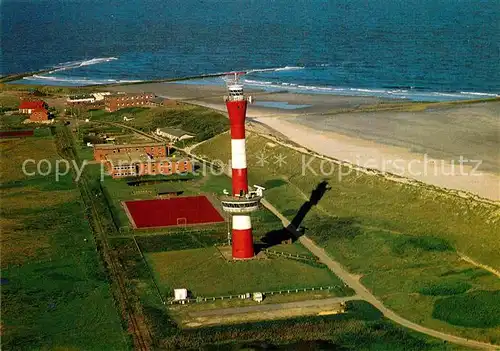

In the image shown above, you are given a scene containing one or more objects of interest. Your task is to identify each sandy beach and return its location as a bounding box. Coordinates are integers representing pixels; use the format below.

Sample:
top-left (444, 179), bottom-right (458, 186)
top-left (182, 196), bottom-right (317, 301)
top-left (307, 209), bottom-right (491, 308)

top-left (111, 82), bottom-right (500, 201)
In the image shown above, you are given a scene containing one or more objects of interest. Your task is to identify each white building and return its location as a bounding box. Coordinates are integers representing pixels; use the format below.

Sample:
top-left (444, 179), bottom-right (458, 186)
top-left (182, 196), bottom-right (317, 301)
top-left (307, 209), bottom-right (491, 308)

top-left (156, 128), bottom-right (195, 142)
top-left (174, 288), bottom-right (188, 301)
top-left (92, 92), bottom-right (111, 101)
top-left (252, 292), bottom-right (263, 303)
top-left (66, 92), bottom-right (111, 104)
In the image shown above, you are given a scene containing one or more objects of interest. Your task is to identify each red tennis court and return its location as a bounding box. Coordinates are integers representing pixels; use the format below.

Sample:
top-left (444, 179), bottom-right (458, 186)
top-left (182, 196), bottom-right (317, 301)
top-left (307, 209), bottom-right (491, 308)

top-left (124, 196), bottom-right (224, 228)
top-left (0, 130), bottom-right (34, 138)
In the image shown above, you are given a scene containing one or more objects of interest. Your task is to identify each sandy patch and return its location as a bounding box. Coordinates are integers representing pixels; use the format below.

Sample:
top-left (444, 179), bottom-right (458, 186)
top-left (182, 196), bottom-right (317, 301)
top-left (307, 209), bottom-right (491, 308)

top-left (253, 117), bottom-right (499, 201)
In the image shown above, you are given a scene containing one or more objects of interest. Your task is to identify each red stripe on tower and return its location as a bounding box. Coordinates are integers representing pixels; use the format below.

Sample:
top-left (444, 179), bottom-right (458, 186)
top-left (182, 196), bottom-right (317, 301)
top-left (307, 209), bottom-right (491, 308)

top-left (232, 215), bottom-right (254, 258)
top-left (226, 101), bottom-right (247, 139)
top-left (225, 79), bottom-right (254, 259)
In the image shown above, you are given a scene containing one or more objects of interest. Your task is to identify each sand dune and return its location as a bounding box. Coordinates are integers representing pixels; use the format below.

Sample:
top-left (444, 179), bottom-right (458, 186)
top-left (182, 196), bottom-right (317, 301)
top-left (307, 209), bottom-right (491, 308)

top-left (254, 116), bottom-right (499, 201)
top-left (112, 82), bottom-right (500, 201)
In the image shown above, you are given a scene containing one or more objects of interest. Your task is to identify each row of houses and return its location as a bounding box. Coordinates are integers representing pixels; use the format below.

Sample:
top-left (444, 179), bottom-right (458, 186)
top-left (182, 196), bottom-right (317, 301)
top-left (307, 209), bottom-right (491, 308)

top-left (93, 142), bottom-right (193, 178)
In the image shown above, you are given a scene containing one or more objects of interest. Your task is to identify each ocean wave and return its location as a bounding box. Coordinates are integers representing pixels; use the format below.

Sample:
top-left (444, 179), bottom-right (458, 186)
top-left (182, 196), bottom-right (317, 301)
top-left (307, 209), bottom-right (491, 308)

top-left (46, 57), bottom-right (118, 74)
top-left (240, 79), bottom-right (499, 101)
top-left (21, 57), bottom-right (128, 85)
top-left (459, 91), bottom-right (499, 97)
top-left (24, 74), bottom-right (141, 86)
top-left (246, 65), bottom-right (304, 74)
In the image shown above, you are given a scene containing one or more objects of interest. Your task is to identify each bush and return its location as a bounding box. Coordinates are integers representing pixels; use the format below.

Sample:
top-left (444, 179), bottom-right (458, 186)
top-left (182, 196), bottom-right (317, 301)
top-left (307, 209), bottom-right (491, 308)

top-left (263, 178), bottom-right (287, 189)
top-left (33, 128), bottom-right (51, 137)
top-left (306, 215), bottom-right (361, 244)
top-left (432, 290), bottom-right (500, 328)
top-left (391, 235), bottom-right (452, 255)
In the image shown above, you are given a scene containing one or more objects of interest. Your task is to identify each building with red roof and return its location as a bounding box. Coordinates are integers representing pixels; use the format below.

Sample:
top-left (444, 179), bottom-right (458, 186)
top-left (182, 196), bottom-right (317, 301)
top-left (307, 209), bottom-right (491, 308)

top-left (30, 108), bottom-right (49, 122)
top-left (19, 100), bottom-right (47, 114)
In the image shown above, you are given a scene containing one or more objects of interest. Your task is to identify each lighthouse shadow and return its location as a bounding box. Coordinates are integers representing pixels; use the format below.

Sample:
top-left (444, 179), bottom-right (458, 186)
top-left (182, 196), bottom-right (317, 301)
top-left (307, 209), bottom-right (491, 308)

top-left (256, 180), bottom-right (331, 253)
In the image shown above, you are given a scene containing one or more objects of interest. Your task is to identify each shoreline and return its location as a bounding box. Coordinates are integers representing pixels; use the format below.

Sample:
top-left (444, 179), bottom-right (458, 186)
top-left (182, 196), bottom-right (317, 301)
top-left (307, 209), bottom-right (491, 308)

top-left (4, 79), bottom-right (499, 201)
top-left (108, 82), bottom-right (500, 202)
top-left (251, 117), bottom-right (500, 202)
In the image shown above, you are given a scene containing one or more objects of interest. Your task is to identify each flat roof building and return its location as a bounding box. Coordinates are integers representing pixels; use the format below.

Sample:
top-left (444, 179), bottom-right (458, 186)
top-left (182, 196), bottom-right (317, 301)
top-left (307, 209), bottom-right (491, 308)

top-left (93, 142), bottom-right (191, 178)
top-left (93, 142), bottom-right (169, 161)
top-left (104, 92), bottom-right (155, 112)
top-left (156, 127), bottom-right (195, 142)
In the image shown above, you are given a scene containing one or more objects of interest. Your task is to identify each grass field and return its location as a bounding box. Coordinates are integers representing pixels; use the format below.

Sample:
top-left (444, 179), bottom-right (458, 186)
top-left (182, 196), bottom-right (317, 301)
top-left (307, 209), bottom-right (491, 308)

top-left (110, 219), bottom-right (467, 351)
top-left (83, 103), bottom-right (229, 144)
top-left (0, 137), bottom-right (128, 350)
top-left (146, 247), bottom-right (345, 297)
top-left (193, 131), bottom-right (500, 343)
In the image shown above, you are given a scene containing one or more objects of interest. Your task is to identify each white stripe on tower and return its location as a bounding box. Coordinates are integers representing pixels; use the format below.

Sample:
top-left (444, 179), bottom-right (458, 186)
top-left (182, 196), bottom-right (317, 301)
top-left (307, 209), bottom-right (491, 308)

top-left (232, 215), bottom-right (252, 230)
top-left (231, 139), bottom-right (247, 169)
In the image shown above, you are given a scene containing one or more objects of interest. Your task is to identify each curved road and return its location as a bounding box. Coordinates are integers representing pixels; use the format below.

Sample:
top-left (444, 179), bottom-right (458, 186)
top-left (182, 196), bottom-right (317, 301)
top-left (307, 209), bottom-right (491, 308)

top-left (97, 120), bottom-right (498, 350)
top-left (261, 198), bottom-right (499, 350)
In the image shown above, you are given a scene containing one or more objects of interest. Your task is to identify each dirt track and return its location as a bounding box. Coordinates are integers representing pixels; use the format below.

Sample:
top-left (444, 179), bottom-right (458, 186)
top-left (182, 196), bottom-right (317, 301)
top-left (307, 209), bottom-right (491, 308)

top-left (189, 296), bottom-right (358, 317)
top-left (261, 198), bottom-right (499, 351)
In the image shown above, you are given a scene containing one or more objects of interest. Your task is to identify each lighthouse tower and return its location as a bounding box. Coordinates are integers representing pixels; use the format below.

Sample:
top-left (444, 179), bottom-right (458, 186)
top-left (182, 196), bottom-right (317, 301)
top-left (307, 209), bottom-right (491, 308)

top-left (220, 73), bottom-right (262, 259)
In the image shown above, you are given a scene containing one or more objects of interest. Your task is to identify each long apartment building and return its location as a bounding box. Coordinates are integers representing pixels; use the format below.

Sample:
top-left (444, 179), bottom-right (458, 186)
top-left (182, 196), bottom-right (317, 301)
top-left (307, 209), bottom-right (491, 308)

top-left (104, 92), bottom-right (155, 112)
top-left (93, 142), bottom-right (192, 178)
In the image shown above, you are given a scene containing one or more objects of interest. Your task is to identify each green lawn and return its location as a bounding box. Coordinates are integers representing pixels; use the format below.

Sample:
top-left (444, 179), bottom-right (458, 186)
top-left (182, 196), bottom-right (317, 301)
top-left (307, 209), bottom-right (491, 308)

top-left (83, 103), bottom-right (229, 143)
top-left (193, 132), bottom-right (500, 344)
top-left (0, 137), bottom-right (128, 350)
top-left (146, 247), bottom-right (345, 297)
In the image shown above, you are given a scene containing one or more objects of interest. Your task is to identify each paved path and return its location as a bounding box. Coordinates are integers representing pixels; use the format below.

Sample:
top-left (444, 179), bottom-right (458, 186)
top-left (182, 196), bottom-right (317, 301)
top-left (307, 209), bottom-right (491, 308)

top-left (260, 198), bottom-right (499, 351)
top-left (190, 296), bottom-right (358, 317)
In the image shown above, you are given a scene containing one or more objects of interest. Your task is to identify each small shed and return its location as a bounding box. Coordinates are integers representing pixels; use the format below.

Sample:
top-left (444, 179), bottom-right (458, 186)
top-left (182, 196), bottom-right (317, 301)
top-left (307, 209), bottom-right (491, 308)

top-left (252, 292), bottom-right (263, 303)
top-left (174, 288), bottom-right (188, 301)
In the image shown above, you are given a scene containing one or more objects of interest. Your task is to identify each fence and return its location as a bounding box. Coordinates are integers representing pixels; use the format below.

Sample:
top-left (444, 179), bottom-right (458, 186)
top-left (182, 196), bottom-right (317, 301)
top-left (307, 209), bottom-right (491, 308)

top-left (166, 285), bottom-right (341, 305)
top-left (263, 249), bottom-right (319, 262)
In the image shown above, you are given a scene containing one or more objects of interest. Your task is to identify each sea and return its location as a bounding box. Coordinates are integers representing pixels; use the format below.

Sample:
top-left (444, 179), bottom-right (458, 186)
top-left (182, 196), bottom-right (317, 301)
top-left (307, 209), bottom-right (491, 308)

top-left (2, 0), bottom-right (499, 101)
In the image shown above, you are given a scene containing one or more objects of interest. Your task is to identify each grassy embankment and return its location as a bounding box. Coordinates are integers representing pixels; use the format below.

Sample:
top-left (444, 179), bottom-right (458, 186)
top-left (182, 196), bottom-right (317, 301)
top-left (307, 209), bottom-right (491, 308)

top-left (193, 132), bottom-right (500, 344)
top-left (0, 134), bottom-right (128, 350)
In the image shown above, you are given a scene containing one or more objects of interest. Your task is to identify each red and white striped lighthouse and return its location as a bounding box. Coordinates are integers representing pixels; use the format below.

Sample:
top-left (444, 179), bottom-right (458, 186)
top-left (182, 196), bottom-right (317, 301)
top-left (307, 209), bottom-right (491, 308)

top-left (221, 73), bottom-right (260, 259)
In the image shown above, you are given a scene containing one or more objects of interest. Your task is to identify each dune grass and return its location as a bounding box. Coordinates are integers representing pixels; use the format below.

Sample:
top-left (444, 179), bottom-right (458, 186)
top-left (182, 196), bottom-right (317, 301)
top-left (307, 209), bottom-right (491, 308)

top-left (0, 137), bottom-right (128, 350)
top-left (432, 290), bottom-right (500, 328)
top-left (193, 132), bottom-right (500, 343)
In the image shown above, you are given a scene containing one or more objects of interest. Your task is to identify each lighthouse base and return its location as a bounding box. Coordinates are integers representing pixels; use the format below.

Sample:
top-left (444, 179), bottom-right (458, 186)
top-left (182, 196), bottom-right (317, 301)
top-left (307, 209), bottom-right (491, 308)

top-left (232, 228), bottom-right (254, 259)
top-left (218, 246), bottom-right (267, 261)
top-left (231, 215), bottom-right (254, 259)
